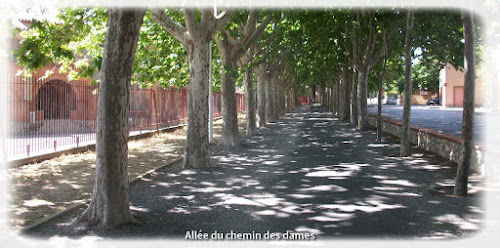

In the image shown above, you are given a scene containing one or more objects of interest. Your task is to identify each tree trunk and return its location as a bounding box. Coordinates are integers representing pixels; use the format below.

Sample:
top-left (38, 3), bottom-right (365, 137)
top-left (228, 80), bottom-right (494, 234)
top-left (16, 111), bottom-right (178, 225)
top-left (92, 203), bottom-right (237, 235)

top-left (183, 38), bottom-right (212, 167)
top-left (377, 72), bottom-right (384, 141)
top-left (400, 10), bottom-right (415, 157)
top-left (377, 25), bottom-right (388, 142)
top-left (331, 84), bottom-right (336, 114)
top-left (350, 70), bottom-right (358, 125)
top-left (377, 64), bottom-right (387, 141)
top-left (272, 76), bottom-right (280, 121)
top-left (328, 87), bottom-right (333, 112)
top-left (256, 65), bottom-right (266, 127)
top-left (294, 89), bottom-right (298, 107)
top-left (342, 68), bottom-right (351, 120)
top-left (279, 79), bottom-right (285, 116)
top-left (265, 73), bottom-right (275, 123)
top-left (243, 69), bottom-right (257, 135)
top-left (219, 61), bottom-right (240, 146)
top-left (336, 80), bottom-right (342, 115)
top-left (357, 68), bottom-right (370, 131)
top-left (454, 10), bottom-right (476, 196)
top-left (79, 9), bottom-right (145, 228)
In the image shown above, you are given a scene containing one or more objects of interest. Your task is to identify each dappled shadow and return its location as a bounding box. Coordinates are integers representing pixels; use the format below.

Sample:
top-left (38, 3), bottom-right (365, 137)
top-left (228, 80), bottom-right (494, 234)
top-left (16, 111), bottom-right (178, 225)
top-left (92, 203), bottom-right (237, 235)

top-left (28, 105), bottom-right (483, 239)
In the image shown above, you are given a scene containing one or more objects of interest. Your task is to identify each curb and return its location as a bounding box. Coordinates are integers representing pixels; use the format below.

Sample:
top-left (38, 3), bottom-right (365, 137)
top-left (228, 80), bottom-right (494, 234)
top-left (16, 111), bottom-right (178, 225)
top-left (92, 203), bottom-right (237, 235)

top-left (20, 157), bottom-right (184, 234)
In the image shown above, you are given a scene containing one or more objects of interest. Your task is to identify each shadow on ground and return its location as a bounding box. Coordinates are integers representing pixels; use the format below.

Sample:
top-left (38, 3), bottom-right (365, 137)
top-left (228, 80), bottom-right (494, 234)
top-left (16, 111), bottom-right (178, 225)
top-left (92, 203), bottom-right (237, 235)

top-left (25, 106), bottom-right (483, 240)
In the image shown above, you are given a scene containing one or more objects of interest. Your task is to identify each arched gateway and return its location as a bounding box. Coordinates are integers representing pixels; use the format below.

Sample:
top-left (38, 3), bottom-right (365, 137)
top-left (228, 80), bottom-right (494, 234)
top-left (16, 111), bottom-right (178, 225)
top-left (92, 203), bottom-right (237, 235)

top-left (35, 79), bottom-right (76, 119)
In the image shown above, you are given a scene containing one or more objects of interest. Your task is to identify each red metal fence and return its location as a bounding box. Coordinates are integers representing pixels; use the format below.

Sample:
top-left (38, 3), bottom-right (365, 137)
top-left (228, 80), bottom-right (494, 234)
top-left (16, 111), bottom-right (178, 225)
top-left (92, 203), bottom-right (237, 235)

top-left (5, 75), bottom-right (245, 161)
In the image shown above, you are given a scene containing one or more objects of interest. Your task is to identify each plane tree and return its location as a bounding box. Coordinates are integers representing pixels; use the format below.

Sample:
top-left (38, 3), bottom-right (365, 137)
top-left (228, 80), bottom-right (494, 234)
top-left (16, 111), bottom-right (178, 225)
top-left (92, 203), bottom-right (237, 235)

top-left (151, 8), bottom-right (232, 168)
top-left (214, 10), bottom-right (272, 144)
top-left (77, 8), bottom-right (145, 228)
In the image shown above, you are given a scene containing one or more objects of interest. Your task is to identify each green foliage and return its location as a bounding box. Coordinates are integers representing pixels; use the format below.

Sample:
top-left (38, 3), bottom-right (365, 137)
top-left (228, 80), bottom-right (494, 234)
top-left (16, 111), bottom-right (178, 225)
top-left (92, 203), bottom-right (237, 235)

top-left (13, 8), bottom-right (189, 88)
top-left (133, 11), bottom-right (189, 88)
top-left (11, 7), bottom-right (475, 97)
top-left (13, 8), bottom-right (108, 81)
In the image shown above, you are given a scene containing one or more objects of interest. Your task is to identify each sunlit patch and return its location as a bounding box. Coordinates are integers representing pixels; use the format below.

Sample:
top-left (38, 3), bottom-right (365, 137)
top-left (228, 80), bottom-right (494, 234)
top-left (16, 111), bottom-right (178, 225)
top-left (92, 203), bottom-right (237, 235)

top-left (161, 195), bottom-right (195, 200)
top-left (367, 143), bottom-right (388, 148)
top-left (318, 198), bottom-right (405, 213)
top-left (200, 181), bottom-right (217, 187)
top-left (370, 186), bottom-right (405, 191)
top-left (309, 211), bottom-right (354, 222)
top-left (70, 184), bottom-right (83, 190)
top-left (180, 170), bottom-right (196, 175)
top-left (255, 197), bottom-right (286, 206)
top-left (380, 163), bottom-right (398, 169)
top-left (183, 185), bottom-right (232, 193)
top-left (420, 164), bottom-right (442, 170)
top-left (254, 210), bottom-right (276, 216)
top-left (130, 206), bottom-right (150, 212)
top-left (169, 207), bottom-right (191, 214)
top-left (41, 185), bottom-right (58, 190)
top-left (262, 161), bottom-right (279, 165)
top-left (306, 171), bottom-right (352, 178)
top-left (288, 194), bottom-right (314, 199)
top-left (407, 159), bottom-right (429, 165)
top-left (219, 196), bottom-right (265, 206)
top-left (433, 214), bottom-right (480, 231)
top-left (155, 182), bottom-right (173, 187)
top-left (298, 184), bottom-right (347, 193)
top-left (371, 175), bottom-right (391, 180)
top-left (380, 179), bottom-right (418, 187)
top-left (294, 226), bottom-right (324, 235)
top-left (197, 206), bottom-right (212, 211)
top-left (308, 215), bottom-right (338, 222)
top-left (23, 199), bottom-right (54, 207)
top-left (280, 205), bottom-right (315, 214)
top-left (373, 191), bottom-right (421, 197)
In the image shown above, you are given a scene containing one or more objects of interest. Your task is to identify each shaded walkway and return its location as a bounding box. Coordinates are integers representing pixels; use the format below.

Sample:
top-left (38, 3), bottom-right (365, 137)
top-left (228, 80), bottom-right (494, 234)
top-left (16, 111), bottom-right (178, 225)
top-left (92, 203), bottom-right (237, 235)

top-left (28, 106), bottom-right (483, 239)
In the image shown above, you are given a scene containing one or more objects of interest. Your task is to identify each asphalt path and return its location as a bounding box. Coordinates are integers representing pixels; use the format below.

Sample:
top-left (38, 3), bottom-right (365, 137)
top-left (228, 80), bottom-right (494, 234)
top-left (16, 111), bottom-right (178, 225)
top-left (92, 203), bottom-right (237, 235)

top-left (367, 105), bottom-right (486, 143)
top-left (27, 105), bottom-right (483, 240)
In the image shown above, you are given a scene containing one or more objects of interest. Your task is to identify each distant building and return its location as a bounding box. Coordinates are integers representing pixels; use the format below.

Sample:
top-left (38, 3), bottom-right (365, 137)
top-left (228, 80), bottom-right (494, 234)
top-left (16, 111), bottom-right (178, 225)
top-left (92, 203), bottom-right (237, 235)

top-left (439, 63), bottom-right (485, 107)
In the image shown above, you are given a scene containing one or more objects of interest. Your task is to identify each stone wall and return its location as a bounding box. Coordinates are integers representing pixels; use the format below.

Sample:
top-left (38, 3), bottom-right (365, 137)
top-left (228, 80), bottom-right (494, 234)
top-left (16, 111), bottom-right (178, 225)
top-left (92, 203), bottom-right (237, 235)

top-left (367, 113), bottom-right (483, 173)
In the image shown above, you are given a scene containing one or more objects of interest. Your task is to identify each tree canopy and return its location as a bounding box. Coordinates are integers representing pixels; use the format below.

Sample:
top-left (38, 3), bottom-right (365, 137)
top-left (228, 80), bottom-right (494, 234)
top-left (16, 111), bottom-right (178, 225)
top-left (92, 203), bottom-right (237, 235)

top-left (12, 7), bottom-right (469, 96)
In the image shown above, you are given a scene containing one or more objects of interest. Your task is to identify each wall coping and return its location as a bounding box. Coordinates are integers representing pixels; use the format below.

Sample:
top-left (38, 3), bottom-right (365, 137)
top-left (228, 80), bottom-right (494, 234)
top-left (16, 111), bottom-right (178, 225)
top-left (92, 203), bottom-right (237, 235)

top-left (367, 113), bottom-right (483, 150)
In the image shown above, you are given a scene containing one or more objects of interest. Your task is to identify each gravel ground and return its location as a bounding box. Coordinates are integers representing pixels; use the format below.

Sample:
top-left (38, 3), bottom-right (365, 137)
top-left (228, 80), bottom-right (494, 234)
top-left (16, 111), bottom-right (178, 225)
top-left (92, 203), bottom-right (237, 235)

top-left (8, 116), bottom-right (245, 231)
top-left (23, 105), bottom-right (484, 240)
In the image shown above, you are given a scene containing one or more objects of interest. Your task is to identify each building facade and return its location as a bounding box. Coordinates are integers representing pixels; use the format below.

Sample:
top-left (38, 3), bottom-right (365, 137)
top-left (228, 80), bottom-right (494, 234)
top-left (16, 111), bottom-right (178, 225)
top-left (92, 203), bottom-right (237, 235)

top-left (439, 63), bottom-right (485, 107)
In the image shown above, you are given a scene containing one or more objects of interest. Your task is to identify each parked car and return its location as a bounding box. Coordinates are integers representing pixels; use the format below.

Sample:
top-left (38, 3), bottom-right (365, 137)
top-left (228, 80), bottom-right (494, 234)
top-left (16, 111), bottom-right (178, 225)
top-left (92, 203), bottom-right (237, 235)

top-left (427, 97), bottom-right (440, 105)
top-left (386, 95), bottom-right (398, 105)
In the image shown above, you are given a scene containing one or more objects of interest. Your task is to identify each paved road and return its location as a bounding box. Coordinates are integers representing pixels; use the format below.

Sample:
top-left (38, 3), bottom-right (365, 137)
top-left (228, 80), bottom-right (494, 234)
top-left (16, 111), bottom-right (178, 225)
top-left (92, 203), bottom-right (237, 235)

top-left (28, 106), bottom-right (482, 239)
top-left (367, 105), bottom-right (486, 143)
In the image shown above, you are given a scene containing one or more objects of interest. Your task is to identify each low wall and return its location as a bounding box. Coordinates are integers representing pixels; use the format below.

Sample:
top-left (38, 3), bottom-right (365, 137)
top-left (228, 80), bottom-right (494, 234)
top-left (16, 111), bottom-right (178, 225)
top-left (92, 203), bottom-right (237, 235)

top-left (367, 113), bottom-right (483, 172)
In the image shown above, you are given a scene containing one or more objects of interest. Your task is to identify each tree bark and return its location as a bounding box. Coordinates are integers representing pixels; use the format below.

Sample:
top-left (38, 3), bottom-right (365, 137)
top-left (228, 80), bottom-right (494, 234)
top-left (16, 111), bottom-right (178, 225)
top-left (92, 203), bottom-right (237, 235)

top-left (265, 73), bottom-right (275, 123)
top-left (400, 10), bottom-right (415, 157)
top-left (184, 38), bottom-right (212, 167)
top-left (454, 10), bottom-right (476, 196)
top-left (377, 24), bottom-right (388, 142)
top-left (219, 60), bottom-right (241, 146)
top-left (357, 68), bottom-right (370, 130)
top-left (243, 69), bottom-right (257, 135)
top-left (152, 9), bottom-right (233, 167)
top-left (331, 83), bottom-right (337, 114)
top-left (336, 80), bottom-right (342, 115)
top-left (272, 76), bottom-right (280, 121)
top-left (79, 9), bottom-right (145, 228)
top-left (341, 68), bottom-right (351, 120)
top-left (350, 69), bottom-right (358, 125)
top-left (256, 65), bottom-right (266, 127)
